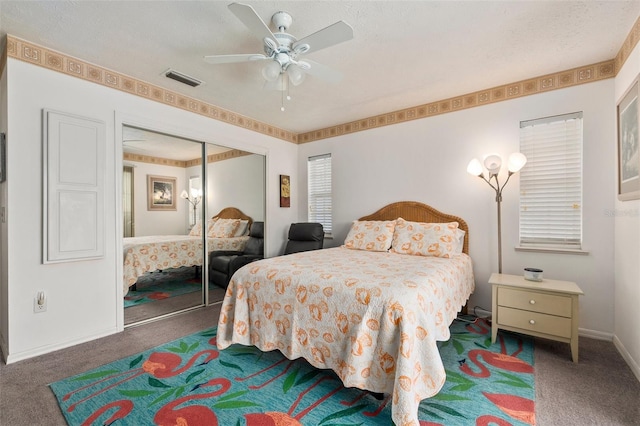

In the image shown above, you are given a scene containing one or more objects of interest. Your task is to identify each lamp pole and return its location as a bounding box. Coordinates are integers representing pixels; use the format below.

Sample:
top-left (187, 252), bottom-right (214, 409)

top-left (181, 190), bottom-right (201, 227)
top-left (467, 153), bottom-right (527, 275)
top-left (189, 197), bottom-right (201, 226)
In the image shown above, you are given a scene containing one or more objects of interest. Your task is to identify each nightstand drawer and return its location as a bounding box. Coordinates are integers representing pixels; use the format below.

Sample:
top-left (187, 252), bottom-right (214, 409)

top-left (497, 306), bottom-right (572, 338)
top-left (498, 287), bottom-right (572, 317)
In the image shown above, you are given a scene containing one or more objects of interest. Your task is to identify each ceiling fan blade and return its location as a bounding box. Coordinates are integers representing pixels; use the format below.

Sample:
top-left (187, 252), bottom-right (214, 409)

top-left (203, 53), bottom-right (267, 64)
top-left (228, 2), bottom-right (277, 45)
top-left (300, 59), bottom-right (343, 83)
top-left (293, 21), bottom-right (353, 55)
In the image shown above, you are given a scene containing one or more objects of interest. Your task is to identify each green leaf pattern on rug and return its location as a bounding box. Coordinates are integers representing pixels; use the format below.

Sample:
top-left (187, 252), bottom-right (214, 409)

top-left (51, 319), bottom-right (535, 426)
top-left (167, 340), bottom-right (200, 354)
top-left (443, 369), bottom-right (476, 392)
top-left (70, 369), bottom-right (120, 382)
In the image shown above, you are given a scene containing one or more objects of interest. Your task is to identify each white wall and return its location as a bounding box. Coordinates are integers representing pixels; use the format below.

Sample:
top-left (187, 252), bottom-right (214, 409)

top-left (204, 153), bottom-right (265, 222)
top-left (614, 45), bottom-right (640, 379)
top-left (1, 58), bottom-right (298, 363)
top-left (298, 79), bottom-right (616, 337)
top-left (130, 161), bottom-right (190, 236)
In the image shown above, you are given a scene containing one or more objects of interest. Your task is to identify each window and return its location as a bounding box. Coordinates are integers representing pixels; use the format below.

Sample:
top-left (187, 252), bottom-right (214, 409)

top-left (123, 166), bottom-right (134, 237)
top-left (308, 154), bottom-right (332, 236)
top-left (519, 112), bottom-right (583, 250)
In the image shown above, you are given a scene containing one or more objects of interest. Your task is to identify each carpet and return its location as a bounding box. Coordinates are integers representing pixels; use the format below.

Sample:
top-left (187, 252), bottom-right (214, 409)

top-left (50, 318), bottom-right (534, 425)
top-left (124, 267), bottom-right (202, 308)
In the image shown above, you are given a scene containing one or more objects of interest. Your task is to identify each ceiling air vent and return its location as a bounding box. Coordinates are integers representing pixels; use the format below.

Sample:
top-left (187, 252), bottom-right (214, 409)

top-left (164, 69), bottom-right (202, 87)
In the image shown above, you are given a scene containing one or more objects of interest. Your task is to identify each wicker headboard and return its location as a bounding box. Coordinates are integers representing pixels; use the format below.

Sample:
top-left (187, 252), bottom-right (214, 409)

top-left (212, 207), bottom-right (253, 229)
top-left (358, 201), bottom-right (469, 254)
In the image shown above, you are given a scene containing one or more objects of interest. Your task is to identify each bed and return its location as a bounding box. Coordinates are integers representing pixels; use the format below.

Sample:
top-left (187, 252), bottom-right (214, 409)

top-left (217, 201), bottom-right (474, 426)
top-left (123, 207), bottom-right (253, 295)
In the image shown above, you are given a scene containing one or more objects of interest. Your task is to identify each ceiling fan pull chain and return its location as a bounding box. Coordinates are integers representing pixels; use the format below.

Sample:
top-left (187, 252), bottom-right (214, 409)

top-left (281, 76), bottom-right (286, 111)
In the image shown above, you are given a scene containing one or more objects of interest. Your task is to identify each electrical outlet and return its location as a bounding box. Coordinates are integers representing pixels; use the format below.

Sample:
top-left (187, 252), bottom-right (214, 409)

top-left (34, 291), bottom-right (47, 313)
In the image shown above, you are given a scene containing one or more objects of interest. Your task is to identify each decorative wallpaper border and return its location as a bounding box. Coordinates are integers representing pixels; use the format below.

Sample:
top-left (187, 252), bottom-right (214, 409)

top-left (124, 149), bottom-right (251, 168)
top-left (299, 15), bottom-right (640, 143)
top-left (615, 14), bottom-right (640, 73)
top-left (186, 149), bottom-right (252, 168)
top-left (3, 13), bottom-right (640, 145)
top-left (298, 60), bottom-right (615, 143)
top-left (5, 36), bottom-right (297, 144)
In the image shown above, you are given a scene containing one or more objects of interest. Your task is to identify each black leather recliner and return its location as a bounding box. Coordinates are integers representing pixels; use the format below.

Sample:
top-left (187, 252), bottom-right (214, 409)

top-left (284, 223), bottom-right (324, 255)
top-left (209, 221), bottom-right (264, 288)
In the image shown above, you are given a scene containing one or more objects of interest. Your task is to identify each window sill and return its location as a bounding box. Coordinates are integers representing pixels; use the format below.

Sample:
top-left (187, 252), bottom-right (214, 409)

top-left (515, 246), bottom-right (589, 255)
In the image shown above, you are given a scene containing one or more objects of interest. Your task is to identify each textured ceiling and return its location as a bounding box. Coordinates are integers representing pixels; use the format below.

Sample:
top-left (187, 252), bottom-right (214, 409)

top-left (1, 1), bottom-right (639, 135)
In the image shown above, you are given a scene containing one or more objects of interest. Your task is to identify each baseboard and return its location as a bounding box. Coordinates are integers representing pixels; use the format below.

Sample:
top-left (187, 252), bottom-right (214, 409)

top-left (578, 327), bottom-right (614, 341)
top-left (613, 335), bottom-right (640, 383)
top-left (4, 326), bottom-right (119, 364)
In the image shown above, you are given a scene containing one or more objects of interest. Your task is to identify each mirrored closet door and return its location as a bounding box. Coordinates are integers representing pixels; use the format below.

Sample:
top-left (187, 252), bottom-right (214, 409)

top-left (122, 125), bottom-right (265, 326)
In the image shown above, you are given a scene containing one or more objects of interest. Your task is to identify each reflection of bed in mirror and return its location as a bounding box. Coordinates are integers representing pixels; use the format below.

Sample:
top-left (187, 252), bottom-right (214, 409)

top-left (217, 201), bottom-right (474, 426)
top-left (123, 207), bottom-right (252, 295)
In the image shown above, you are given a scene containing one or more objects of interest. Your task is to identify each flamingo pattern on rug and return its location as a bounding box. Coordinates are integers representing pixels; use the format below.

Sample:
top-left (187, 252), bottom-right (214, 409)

top-left (50, 318), bottom-right (534, 425)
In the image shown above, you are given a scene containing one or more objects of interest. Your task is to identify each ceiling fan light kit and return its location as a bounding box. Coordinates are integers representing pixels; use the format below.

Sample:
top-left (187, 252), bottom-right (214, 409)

top-left (203, 2), bottom-right (353, 110)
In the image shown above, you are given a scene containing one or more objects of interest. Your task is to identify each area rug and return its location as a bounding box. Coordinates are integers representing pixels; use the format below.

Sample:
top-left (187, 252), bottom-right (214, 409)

top-left (50, 318), bottom-right (534, 425)
top-left (124, 267), bottom-right (202, 308)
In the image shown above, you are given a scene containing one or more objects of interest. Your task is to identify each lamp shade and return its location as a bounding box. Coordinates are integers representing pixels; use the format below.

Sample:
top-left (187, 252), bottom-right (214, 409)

top-left (180, 190), bottom-right (189, 199)
top-left (261, 60), bottom-right (281, 82)
top-left (507, 152), bottom-right (527, 173)
top-left (466, 158), bottom-right (484, 176)
top-left (483, 154), bottom-right (502, 175)
top-left (287, 64), bottom-right (306, 86)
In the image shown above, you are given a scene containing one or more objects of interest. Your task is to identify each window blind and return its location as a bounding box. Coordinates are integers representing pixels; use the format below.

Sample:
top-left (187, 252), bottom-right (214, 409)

top-left (308, 154), bottom-right (332, 235)
top-left (519, 112), bottom-right (583, 249)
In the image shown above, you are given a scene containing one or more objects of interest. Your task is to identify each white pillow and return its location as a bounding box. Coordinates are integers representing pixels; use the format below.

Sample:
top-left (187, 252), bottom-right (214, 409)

top-left (233, 219), bottom-right (250, 237)
top-left (342, 220), bottom-right (396, 252)
top-left (453, 228), bottom-right (466, 254)
top-left (390, 218), bottom-right (460, 258)
top-left (188, 221), bottom-right (202, 236)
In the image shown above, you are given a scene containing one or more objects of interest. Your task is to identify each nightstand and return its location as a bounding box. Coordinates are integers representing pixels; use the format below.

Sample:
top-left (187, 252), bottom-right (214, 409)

top-left (490, 273), bottom-right (584, 362)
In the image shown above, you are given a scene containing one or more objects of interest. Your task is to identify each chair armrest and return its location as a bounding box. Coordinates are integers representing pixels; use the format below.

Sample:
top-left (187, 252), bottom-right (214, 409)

top-left (210, 250), bottom-right (243, 259)
top-left (229, 255), bottom-right (263, 276)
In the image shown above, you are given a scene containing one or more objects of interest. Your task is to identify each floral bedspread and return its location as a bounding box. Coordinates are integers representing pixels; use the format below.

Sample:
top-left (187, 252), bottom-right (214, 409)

top-left (217, 246), bottom-right (475, 426)
top-left (123, 235), bottom-right (249, 294)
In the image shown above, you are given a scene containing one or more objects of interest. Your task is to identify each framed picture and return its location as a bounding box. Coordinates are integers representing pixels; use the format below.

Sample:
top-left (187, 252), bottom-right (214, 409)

top-left (0, 133), bottom-right (5, 183)
top-left (147, 175), bottom-right (177, 210)
top-left (280, 174), bottom-right (290, 207)
top-left (617, 76), bottom-right (640, 201)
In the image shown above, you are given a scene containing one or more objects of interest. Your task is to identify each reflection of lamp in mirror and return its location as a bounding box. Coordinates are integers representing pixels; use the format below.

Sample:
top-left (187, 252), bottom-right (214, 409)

top-left (180, 189), bottom-right (202, 226)
top-left (467, 152), bottom-right (527, 273)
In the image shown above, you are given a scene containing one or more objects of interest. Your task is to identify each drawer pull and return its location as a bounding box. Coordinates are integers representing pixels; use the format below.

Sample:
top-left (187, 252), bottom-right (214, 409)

top-left (529, 300), bottom-right (536, 305)
top-left (529, 319), bottom-right (536, 325)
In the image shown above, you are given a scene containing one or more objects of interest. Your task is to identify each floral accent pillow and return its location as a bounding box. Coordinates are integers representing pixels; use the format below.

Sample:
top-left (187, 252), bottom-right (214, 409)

top-left (343, 220), bottom-right (396, 252)
top-left (208, 218), bottom-right (242, 238)
top-left (390, 218), bottom-right (460, 258)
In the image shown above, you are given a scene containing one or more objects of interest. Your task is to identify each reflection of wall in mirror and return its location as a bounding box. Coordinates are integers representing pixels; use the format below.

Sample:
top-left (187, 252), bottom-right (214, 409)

top-left (204, 153), bottom-right (266, 221)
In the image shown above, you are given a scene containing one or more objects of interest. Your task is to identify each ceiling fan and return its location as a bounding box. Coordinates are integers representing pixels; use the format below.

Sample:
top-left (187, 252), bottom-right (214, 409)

top-left (203, 2), bottom-right (353, 92)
